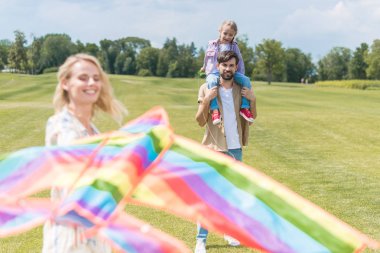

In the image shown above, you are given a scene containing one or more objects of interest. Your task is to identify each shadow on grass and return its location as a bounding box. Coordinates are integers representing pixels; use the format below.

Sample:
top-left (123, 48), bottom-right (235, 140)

top-left (0, 85), bottom-right (38, 100)
top-left (207, 244), bottom-right (243, 249)
top-left (0, 84), bottom-right (51, 100)
top-left (269, 83), bottom-right (311, 88)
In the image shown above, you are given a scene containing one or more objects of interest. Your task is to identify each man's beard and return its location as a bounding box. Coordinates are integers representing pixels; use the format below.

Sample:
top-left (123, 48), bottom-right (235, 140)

top-left (221, 71), bottom-right (234, 80)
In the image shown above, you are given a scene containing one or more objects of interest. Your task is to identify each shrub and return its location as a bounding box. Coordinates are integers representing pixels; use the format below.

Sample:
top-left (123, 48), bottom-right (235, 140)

top-left (42, 67), bottom-right (59, 74)
top-left (315, 80), bottom-right (380, 90)
top-left (137, 69), bottom-right (153, 77)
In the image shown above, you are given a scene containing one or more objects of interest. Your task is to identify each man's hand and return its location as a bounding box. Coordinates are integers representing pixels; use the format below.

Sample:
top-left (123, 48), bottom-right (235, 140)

top-left (204, 86), bottom-right (218, 103)
top-left (241, 87), bottom-right (257, 122)
top-left (196, 86), bottom-right (217, 127)
top-left (241, 87), bottom-right (255, 102)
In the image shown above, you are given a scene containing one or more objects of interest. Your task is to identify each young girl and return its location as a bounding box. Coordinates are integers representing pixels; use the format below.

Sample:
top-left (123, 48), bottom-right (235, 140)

top-left (42, 53), bottom-right (127, 253)
top-left (200, 20), bottom-right (254, 125)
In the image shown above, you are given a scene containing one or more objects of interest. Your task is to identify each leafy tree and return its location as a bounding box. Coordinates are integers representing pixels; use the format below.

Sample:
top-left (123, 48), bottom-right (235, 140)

top-left (136, 47), bottom-right (160, 76)
top-left (115, 38), bottom-right (137, 74)
top-left (114, 51), bottom-right (126, 75)
top-left (167, 61), bottom-right (178, 78)
top-left (156, 49), bottom-right (169, 77)
top-left (99, 37), bottom-right (148, 74)
top-left (99, 39), bottom-right (119, 74)
top-left (0, 39), bottom-right (11, 70)
top-left (75, 40), bottom-right (85, 53)
top-left (318, 47), bottom-right (351, 80)
top-left (121, 37), bottom-right (151, 52)
top-left (82, 43), bottom-right (100, 57)
top-left (176, 42), bottom-right (197, 77)
top-left (156, 38), bottom-right (198, 77)
top-left (236, 35), bottom-right (254, 77)
top-left (27, 36), bottom-right (44, 74)
top-left (196, 47), bottom-right (205, 71)
top-left (114, 50), bottom-right (135, 75)
top-left (8, 30), bottom-right (28, 72)
top-left (75, 40), bottom-right (100, 57)
top-left (254, 39), bottom-right (286, 84)
top-left (349, 43), bottom-right (368, 79)
top-left (157, 38), bottom-right (179, 77)
top-left (285, 48), bottom-right (314, 82)
top-left (365, 40), bottom-right (380, 80)
top-left (40, 34), bottom-right (76, 70)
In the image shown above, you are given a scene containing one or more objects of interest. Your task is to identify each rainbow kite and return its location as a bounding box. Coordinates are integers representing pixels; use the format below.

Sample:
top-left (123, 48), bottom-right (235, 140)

top-left (0, 107), bottom-right (378, 253)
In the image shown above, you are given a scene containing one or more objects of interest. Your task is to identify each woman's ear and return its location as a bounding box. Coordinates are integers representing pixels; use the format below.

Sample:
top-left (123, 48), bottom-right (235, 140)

top-left (61, 79), bottom-right (68, 91)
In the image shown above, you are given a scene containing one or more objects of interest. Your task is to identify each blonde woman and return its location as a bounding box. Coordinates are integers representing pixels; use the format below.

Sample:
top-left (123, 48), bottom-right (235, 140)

top-left (42, 53), bottom-right (126, 253)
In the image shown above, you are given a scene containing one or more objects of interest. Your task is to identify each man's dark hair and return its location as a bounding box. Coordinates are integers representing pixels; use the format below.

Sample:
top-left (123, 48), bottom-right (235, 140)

top-left (217, 51), bottom-right (239, 65)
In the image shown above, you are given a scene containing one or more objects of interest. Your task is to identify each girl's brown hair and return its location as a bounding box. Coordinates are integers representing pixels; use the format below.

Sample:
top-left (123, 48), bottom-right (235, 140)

top-left (219, 20), bottom-right (238, 34)
top-left (218, 20), bottom-right (238, 48)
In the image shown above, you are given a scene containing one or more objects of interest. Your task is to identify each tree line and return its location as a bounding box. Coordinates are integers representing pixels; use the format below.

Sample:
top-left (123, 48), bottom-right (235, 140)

top-left (1, 30), bottom-right (380, 83)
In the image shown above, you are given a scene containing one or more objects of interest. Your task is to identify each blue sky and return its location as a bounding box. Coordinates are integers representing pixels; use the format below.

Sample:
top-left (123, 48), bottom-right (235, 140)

top-left (1, 0), bottom-right (379, 61)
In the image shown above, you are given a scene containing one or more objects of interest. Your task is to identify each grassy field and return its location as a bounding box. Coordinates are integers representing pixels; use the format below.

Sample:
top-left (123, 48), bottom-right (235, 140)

top-left (0, 73), bottom-right (379, 253)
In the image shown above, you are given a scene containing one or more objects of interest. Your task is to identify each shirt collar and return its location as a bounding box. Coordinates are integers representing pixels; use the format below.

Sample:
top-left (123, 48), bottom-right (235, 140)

top-left (62, 107), bottom-right (99, 136)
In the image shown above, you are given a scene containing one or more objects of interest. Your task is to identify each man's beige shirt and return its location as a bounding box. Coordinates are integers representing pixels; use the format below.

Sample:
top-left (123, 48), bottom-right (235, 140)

top-left (197, 82), bottom-right (250, 151)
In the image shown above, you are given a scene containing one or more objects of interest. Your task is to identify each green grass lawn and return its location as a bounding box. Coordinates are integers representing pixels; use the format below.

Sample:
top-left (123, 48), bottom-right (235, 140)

top-left (0, 73), bottom-right (379, 252)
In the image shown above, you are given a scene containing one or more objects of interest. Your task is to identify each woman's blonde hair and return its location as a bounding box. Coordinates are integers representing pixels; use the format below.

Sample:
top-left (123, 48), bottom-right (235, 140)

top-left (53, 53), bottom-right (127, 124)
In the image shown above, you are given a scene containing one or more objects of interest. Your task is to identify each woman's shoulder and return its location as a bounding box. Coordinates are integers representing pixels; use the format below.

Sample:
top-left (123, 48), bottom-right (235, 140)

top-left (46, 109), bottom-right (73, 130)
top-left (45, 109), bottom-right (80, 146)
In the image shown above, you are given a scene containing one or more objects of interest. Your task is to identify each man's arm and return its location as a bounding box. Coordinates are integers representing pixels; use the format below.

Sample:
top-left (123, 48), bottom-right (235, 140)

top-left (195, 86), bottom-right (218, 127)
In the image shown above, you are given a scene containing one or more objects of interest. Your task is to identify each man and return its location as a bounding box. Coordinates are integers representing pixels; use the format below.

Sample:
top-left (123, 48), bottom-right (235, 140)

top-left (194, 51), bottom-right (257, 253)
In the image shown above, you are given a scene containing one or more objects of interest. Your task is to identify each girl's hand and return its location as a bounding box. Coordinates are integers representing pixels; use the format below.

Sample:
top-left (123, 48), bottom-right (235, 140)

top-left (241, 87), bottom-right (255, 101)
top-left (198, 68), bottom-right (206, 78)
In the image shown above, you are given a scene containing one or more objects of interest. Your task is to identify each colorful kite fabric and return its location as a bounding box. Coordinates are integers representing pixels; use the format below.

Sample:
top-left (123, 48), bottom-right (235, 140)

top-left (0, 106), bottom-right (379, 253)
